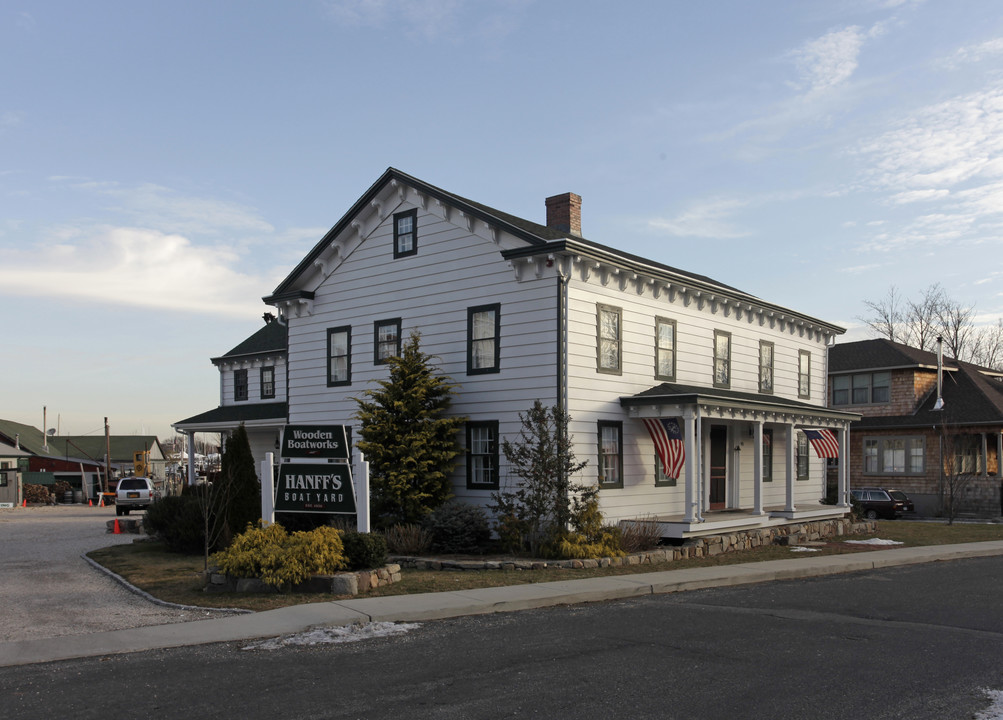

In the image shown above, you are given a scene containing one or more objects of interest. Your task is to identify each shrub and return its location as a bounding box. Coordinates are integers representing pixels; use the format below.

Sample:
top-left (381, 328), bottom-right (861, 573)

top-left (550, 491), bottom-right (624, 560)
top-left (213, 523), bottom-right (348, 589)
top-left (618, 515), bottom-right (663, 553)
top-left (383, 523), bottom-right (433, 555)
top-left (341, 531), bottom-right (388, 570)
top-left (425, 500), bottom-right (491, 554)
top-left (143, 495), bottom-right (205, 554)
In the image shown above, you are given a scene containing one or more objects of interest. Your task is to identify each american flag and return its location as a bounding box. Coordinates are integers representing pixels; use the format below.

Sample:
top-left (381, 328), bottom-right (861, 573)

top-left (803, 428), bottom-right (839, 458)
top-left (643, 418), bottom-right (685, 479)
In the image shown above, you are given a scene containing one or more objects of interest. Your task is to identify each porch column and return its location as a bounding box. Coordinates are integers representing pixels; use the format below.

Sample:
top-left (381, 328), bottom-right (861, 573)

top-left (753, 421), bottom-right (764, 515)
top-left (785, 423), bottom-right (797, 513)
top-left (683, 410), bottom-right (698, 523)
top-left (838, 425), bottom-right (850, 508)
top-left (981, 433), bottom-right (989, 476)
top-left (997, 432), bottom-right (1002, 478)
top-left (186, 431), bottom-right (196, 487)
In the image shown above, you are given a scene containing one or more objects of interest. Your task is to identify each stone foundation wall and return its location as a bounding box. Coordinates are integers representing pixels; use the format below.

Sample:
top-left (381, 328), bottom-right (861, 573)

top-left (394, 517), bottom-right (876, 571)
top-left (204, 563), bottom-right (402, 596)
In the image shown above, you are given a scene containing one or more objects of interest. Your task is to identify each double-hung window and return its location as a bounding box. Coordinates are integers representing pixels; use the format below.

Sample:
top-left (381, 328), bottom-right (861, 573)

top-left (233, 369), bottom-right (248, 402)
top-left (713, 330), bottom-right (731, 388)
top-left (466, 421), bottom-right (499, 489)
top-left (796, 431), bottom-right (809, 480)
top-left (762, 429), bottom-right (773, 481)
top-left (393, 209), bottom-right (417, 258)
top-left (798, 350), bottom-right (811, 399)
top-left (327, 326), bottom-right (351, 386)
top-left (260, 366), bottom-right (275, 399)
top-left (467, 304), bottom-right (500, 374)
top-left (597, 304), bottom-right (622, 374)
top-left (759, 341), bottom-right (774, 394)
top-left (655, 317), bottom-right (676, 381)
top-left (832, 372), bottom-right (891, 405)
top-left (598, 421), bottom-right (623, 488)
top-left (374, 318), bottom-right (401, 365)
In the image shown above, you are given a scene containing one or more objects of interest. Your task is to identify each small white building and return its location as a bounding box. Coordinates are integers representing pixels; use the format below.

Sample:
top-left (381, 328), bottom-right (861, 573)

top-left (182, 168), bottom-right (859, 538)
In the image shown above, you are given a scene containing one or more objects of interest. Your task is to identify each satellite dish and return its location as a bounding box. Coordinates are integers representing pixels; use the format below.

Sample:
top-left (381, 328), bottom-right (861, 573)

top-left (46, 428), bottom-right (56, 436)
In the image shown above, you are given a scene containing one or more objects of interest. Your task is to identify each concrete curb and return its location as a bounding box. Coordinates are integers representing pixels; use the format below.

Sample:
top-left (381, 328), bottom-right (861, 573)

top-left (3, 540), bottom-right (1002, 668)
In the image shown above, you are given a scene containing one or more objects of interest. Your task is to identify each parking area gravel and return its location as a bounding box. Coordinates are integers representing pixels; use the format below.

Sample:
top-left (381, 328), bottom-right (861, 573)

top-left (0, 505), bottom-right (223, 643)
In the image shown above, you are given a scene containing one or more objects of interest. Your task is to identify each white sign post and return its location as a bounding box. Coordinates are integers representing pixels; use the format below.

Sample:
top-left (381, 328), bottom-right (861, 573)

top-left (356, 451), bottom-right (370, 533)
top-left (260, 452), bottom-right (275, 526)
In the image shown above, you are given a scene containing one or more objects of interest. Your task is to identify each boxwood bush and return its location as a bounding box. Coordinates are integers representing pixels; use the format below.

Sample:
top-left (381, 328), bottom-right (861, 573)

top-left (424, 500), bottom-right (492, 554)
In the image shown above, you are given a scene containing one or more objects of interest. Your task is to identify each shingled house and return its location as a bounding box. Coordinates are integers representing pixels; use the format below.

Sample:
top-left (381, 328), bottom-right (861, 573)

top-left (829, 338), bottom-right (1003, 517)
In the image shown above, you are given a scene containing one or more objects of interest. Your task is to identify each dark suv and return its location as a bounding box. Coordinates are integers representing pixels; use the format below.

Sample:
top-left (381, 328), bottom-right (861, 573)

top-left (115, 477), bottom-right (159, 516)
top-left (851, 488), bottom-right (905, 520)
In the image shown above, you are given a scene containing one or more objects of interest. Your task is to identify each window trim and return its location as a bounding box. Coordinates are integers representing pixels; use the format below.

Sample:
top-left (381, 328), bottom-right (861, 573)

top-left (596, 304), bottom-right (622, 375)
top-left (863, 435), bottom-right (926, 476)
top-left (233, 368), bottom-right (248, 402)
top-left (713, 330), bottom-right (732, 389)
top-left (796, 431), bottom-right (809, 480)
top-left (393, 208), bottom-right (417, 259)
top-left (260, 365), bottom-right (275, 399)
top-left (597, 420), bottom-right (624, 489)
top-left (798, 350), bottom-right (811, 399)
top-left (373, 318), bottom-right (402, 366)
top-left (832, 372), bottom-right (891, 406)
top-left (759, 340), bottom-right (774, 394)
top-left (762, 428), bottom-right (773, 482)
top-left (655, 316), bottom-right (676, 381)
top-left (327, 326), bottom-right (352, 387)
top-left (467, 303), bottom-right (501, 375)
top-left (654, 452), bottom-right (676, 487)
top-left (465, 420), bottom-right (499, 490)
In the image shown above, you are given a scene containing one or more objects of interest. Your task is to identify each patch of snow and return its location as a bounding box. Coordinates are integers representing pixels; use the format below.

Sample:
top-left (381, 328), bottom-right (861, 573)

top-left (843, 538), bottom-right (904, 545)
top-left (242, 621), bottom-right (420, 651)
top-left (976, 689), bottom-right (1003, 720)
top-left (790, 546), bottom-right (820, 553)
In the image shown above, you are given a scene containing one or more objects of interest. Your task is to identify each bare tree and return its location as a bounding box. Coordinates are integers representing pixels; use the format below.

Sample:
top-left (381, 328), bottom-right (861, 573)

top-left (938, 424), bottom-right (977, 525)
top-left (938, 298), bottom-right (977, 363)
top-left (971, 318), bottom-right (1003, 371)
top-left (859, 285), bottom-right (904, 341)
top-left (903, 283), bottom-right (946, 351)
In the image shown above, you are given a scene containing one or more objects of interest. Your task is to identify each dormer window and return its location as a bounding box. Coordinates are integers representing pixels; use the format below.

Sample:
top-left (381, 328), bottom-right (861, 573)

top-left (394, 209), bottom-right (417, 258)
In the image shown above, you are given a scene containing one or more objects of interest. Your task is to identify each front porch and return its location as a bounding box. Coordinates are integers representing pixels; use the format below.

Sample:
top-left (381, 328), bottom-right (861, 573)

top-left (626, 503), bottom-right (850, 540)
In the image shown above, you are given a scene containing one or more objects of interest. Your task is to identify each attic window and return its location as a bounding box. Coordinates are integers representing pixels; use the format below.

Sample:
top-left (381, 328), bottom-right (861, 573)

top-left (394, 209), bottom-right (417, 258)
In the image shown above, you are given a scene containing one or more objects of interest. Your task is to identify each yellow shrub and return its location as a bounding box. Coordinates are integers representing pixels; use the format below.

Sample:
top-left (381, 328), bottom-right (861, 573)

top-left (213, 523), bottom-right (348, 589)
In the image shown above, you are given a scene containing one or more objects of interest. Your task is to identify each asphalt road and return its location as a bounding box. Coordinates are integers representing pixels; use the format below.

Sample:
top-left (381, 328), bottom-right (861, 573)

top-left (2, 556), bottom-right (1001, 720)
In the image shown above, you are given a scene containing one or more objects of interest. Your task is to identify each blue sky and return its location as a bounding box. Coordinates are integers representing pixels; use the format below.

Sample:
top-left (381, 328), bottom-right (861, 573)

top-left (2, 0), bottom-right (1002, 441)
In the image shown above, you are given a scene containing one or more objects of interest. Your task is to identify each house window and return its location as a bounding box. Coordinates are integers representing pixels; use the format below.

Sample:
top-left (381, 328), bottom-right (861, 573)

top-left (796, 431), bottom-right (809, 480)
top-left (654, 453), bottom-right (676, 487)
top-left (759, 341), bottom-right (774, 394)
top-left (374, 318), bottom-right (401, 365)
top-left (951, 434), bottom-right (982, 475)
top-left (798, 350), bottom-right (811, 399)
top-left (327, 326), bottom-right (351, 386)
top-left (466, 421), bottom-right (499, 489)
top-left (598, 421), bottom-right (623, 488)
top-left (863, 436), bottom-right (925, 475)
top-left (832, 372), bottom-right (891, 405)
top-left (393, 209), bottom-right (417, 258)
top-left (713, 330), bottom-right (731, 388)
top-left (260, 366), bottom-right (275, 399)
top-left (762, 429), bottom-right (773, 481)
top-left (597, 304), bottom-right (622, 374)
top-left (233, 369), bottom-right (248, 402)
top-left (655, 317), bottom-right (676, 381)
top-left (468, 304), bottom-right (500, 374)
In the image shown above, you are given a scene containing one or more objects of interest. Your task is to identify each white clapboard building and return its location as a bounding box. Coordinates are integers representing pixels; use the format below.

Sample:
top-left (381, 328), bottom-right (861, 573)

top-left (182, 168), bottom-right (860, 538)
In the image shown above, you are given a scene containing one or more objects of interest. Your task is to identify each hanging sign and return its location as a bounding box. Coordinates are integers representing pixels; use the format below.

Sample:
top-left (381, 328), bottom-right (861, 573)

top-left (273, 463), bottom-right (356, 514)
top-left (280, 425), bottom-right (350, 461)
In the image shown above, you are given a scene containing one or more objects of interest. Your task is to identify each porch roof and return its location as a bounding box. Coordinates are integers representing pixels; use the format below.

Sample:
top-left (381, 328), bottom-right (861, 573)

top-left (173, 402), bottom-right (287, 432)
top-left (621, 382), bottom-right (860, 425)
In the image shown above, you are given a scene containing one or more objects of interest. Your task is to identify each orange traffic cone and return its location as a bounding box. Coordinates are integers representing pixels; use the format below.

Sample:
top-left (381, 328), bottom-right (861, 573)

top-left (98, 494), bottom-right (105, 508)
top-left (113, 518), bottom-right (122, 534)
top-left (22, 498), bottom-right (26, 507)
top-left (89, 499), bottom-right (93, 507)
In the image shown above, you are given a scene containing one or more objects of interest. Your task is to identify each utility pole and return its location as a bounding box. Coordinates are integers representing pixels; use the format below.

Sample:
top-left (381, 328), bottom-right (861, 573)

top-left (103, 417), bottom-right (111, 494)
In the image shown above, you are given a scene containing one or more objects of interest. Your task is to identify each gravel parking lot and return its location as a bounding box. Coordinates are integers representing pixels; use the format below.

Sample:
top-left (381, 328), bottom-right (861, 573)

top-left (0, 505), bottom-right (222, 643)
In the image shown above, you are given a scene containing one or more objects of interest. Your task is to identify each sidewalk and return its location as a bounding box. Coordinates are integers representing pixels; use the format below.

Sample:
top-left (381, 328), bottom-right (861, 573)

top-left (3, 540), bottom-right (1002, 668)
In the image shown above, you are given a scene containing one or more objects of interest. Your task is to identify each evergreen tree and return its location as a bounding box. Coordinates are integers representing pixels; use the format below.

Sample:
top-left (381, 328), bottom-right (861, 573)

top-left (219, 423), bottom-right (260, 542)
top-left (354, 331), bottom-right (466, 525)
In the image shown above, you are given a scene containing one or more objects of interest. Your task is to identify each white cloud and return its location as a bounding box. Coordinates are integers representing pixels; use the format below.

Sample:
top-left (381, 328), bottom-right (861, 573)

top-left (941, 37), bottom-right (1003, 69)
top-left (0, 225), bottom-right (269, 318)
top-left (789, 26), bottom-right (870, 95)
top-left (889, 188), bottom-right (950, 204)
top-left (323, 0), bottom-right (463, 39)
top-left (647, 197), bottom-right (752, 239)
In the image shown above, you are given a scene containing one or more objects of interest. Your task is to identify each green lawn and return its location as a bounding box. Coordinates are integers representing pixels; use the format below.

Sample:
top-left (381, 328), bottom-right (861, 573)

top-left (87, 520), bottom-right (1003, 613)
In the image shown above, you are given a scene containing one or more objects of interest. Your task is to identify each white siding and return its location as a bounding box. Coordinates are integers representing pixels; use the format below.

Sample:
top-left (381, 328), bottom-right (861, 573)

top-left (218, 357), bottom-right (287, 406)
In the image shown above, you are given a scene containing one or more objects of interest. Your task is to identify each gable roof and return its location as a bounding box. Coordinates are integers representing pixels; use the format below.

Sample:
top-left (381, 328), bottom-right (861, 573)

top-left (211, 318), bottom-right (287, 365)
top-left (829, 338), bottom-right (958, 374)
top-left (0, 420), bottom-right (165, 463)
top-left (263, 168), bottom-right (843, 334)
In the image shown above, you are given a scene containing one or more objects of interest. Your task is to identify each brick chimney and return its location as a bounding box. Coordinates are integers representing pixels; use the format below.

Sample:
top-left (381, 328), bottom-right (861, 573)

top-left (545, 192), bottom-right (582, 236)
